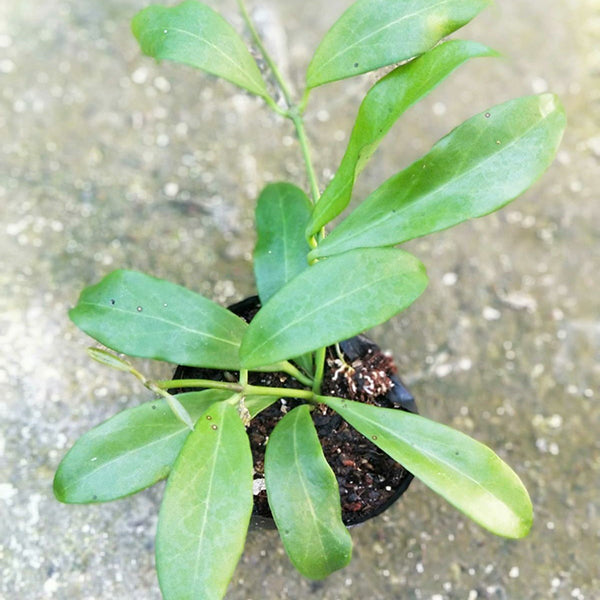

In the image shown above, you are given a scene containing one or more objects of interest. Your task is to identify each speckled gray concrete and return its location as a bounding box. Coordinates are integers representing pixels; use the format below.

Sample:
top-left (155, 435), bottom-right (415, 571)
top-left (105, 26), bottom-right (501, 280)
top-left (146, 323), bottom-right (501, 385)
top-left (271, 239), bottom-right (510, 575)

top-left (1, 0), bottom-right (598, 598)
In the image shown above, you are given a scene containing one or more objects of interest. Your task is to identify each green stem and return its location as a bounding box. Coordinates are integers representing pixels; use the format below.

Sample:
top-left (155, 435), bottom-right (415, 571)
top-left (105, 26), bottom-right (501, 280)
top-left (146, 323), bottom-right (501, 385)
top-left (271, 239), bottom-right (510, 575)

top-left (239, 368), bottom-right (249, 388)
top-left (238, 0), bottom-right (319, 205)
top-left (312, 346), bottom-right (327, 394)
top-left (334, 343), bottom-right (347, 363)
top-left (237, 0), bottom-right (294, 107)
top-left (278, 361), bottom-right (314, 387)
top-left (156, 379), bottom-right (243, 392)
top-left (263, 95), bottom-right (288, 117)
top-left (291, 110), bottom-right (320, 204)
top-left (245, 384), bottom-right (315, 401)
top-left (153, 378), bottom-right (316, 401)
top-left (298, 88), bottom-right (311, 115)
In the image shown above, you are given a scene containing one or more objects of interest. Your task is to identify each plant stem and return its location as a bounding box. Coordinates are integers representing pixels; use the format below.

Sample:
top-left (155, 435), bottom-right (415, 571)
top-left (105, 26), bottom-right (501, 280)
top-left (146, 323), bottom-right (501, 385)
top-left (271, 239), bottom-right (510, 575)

top-left (278, 361), bottom-right (314, 387)
top-left (154, 378), bottom-right (316, 401)
top-left (290, 109), bottom-right (320, 204)
top-left (298, 88), bottom-right (311, 115)
top-left (312, 346), bottom-right (327, 394)
top-left (237, 1), bottom-right (325, 392)
top-left (236, 0), bottom-right (293, 107)
top-left (245, 384), bottom-right (315, 400)
top-left (238, 0), bottom-right (320, 205)
top-left (156, 378), bottom-right (243, 392)
top-left (262, 95), bottom-right (288, 117)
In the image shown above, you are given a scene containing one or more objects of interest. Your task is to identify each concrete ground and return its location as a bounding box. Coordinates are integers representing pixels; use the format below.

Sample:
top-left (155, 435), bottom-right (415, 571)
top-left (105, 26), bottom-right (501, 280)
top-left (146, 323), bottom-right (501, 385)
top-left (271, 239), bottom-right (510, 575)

top-left (1, 0), bottom-right (598, 598)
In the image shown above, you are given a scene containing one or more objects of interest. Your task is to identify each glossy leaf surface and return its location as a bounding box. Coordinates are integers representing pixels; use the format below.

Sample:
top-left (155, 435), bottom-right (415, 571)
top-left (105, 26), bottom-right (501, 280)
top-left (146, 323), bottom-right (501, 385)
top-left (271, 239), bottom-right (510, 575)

top-left (132, 0), bottom-right (269, 98)
top-left (265, 405), bottom-right (352, 579)
top-left (69, 270), bottom-right (247, 370)
top-left (54, 390), bottom-right (231, 503)
top-left (311, 94), bottom-right (566, 258)
top-left (254, 183), bottom-right (313, 303)
top-left (306, 0), bottom-right (490, 88)
top-left (240, 248), bottom-right (427, 369)
top-left (307, 40), bottom-right (497, 235)
top-left (156, 401), bottom-right (253, 600)
top-left (321, 396), bottom-right (533, 538)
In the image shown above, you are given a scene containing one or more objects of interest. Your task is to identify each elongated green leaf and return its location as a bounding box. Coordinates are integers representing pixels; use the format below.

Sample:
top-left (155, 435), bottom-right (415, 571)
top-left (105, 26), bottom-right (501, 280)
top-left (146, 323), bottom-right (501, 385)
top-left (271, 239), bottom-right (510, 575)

top-left (69, 270), bottom-right (247, 370)
top-left (240, 248), bottom-right (427, 369)
top-left (311, 94), bottom-right (566, 259)
top-left (156, 401), bottom-right (253, 600)
top-left (132, 0), bottom-right (269, 98)
top-left (321, 396), bottom-right (533, 538)
top-left (306, 0), bottom-right (490, 88)
top-left (265, 405), bottom-right (352, 579)
top-left (254, 183), bottom-right (313, 304)
top-left (53, 390), bottom-right (231, 503)
top-left (307, 40), bottom-right (497, 236)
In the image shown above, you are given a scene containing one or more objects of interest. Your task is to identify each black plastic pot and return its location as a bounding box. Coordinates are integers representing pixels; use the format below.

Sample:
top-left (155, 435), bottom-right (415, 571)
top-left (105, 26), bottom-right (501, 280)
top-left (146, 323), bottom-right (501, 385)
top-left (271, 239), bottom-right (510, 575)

top-left (172, 296), bottom-right (417, 526)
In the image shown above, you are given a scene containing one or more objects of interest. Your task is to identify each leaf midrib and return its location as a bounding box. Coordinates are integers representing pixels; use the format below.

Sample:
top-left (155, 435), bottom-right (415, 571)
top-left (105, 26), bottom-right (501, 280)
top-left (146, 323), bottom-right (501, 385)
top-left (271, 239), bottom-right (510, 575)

top-left (191, 412), bottom-right (224, 591)
top-left (290, 410), bottom-right (329, 564)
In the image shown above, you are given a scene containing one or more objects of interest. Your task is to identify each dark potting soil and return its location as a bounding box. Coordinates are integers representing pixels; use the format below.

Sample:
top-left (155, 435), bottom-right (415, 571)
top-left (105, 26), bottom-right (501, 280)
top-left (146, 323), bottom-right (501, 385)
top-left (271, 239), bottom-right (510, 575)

top-left (171, 297), bottom-right (416, 526)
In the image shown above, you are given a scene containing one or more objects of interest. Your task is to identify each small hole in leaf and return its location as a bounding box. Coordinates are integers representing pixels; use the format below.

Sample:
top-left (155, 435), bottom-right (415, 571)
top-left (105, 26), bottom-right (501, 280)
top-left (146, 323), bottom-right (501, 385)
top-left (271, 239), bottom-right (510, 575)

top-left (137, 306), bottom-right (143, 312)
top-left (485, 112), bottom-right (491, 118)
top-left (110, 299), bottom-right (116, 305)
top-left (371, 435), bottom-right (378, 441)
top-left (211, 424), bottom-right (218, 430)
top-left (206, 415), bottom-right (212, 420)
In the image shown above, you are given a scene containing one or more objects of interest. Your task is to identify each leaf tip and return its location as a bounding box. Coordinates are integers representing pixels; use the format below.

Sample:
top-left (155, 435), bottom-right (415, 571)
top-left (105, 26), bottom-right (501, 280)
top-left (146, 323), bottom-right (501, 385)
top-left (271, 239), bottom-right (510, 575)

top-left (52, 470), bottom-right (67, 503)
top-left (511, 498), bottom-right (534, 539)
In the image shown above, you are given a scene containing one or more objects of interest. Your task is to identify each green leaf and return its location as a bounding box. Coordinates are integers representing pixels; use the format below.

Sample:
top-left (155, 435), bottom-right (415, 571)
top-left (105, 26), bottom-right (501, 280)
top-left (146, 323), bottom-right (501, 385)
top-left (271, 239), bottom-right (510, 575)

top-left (265, 405), bottom-right (352, 579)
top-left (132, 0), bottom-right (269, 99)
top-left (240, 248), bottom-right (427, 369)
top-left (320, 396), bottom-right (533, 538)
top-left (69, 269), bottom-right (247, 370)
top-left (156, 401), bottom-right (253, 600)
top-left (53, 390), bottom-right (231, 504)
top-left (254, 183), bottom-right (313, 304)
top-left (307, 40), bottom-right (498, 236)
top-left (306, 0), bottom-right (490, 88)
top-left (244, 393), bottom-right (278, 417)
top-left (311, 94), bottom-right (566, 259)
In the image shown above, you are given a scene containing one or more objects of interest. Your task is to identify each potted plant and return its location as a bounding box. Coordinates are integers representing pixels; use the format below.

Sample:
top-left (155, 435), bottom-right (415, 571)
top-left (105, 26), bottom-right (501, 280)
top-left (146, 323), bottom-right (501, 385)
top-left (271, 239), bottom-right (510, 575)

top-left (53, 0), bottom-right (566, 598)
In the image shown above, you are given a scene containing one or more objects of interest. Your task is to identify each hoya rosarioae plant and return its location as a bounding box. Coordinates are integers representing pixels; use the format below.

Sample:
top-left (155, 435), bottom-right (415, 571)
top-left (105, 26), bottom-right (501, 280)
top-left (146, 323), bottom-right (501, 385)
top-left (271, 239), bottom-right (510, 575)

top-left (54, 0), bottom-right (566, 598)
